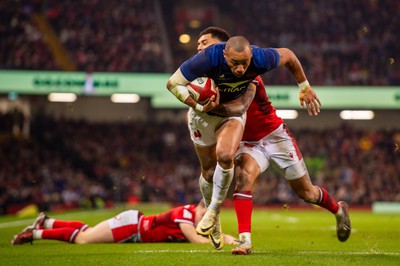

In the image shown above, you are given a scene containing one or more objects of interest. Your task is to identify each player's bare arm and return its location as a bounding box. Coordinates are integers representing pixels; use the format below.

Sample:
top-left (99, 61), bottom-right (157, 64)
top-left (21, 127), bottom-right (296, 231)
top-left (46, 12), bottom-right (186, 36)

top-left (180, 222), bottom-right (239, 245)
top-left (210, 82), bottom-right (256, 116)
top-left (276, 48), bottom-right (321, 116)
top-left (167, 69), bottom-right (219, 112)
top-left (224, 234), bottom-right (240, 245)
top-left (179, 223), bottom-right (210, 244)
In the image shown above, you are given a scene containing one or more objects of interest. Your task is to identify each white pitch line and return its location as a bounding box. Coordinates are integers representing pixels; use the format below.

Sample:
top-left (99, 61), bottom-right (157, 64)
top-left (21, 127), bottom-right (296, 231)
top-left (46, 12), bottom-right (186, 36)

top-left (132, 249), bottom-right (400, 256)
top-left (0, 210), bottom-right (112, 229)
top-left (0, 219), bottom-right (34, 229)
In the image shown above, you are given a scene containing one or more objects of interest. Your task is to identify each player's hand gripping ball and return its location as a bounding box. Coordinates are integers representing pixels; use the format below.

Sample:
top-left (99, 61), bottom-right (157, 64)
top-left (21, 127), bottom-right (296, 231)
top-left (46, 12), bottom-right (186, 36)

top-left (187, 77), bottom-right (217, 104)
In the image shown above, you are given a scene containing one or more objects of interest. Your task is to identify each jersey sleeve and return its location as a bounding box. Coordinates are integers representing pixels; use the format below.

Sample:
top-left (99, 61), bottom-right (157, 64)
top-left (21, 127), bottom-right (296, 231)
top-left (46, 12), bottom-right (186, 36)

top-left (252, 47), bottom-right (280, 72)
top-left (179, 51), bottom-right (212, 82)
top-left (173, 205), bottom-right (196, 225)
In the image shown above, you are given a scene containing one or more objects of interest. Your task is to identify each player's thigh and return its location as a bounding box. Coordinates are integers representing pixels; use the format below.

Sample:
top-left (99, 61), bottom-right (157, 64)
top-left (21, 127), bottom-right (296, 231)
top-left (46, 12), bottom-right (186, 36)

top-left (75, 220), bottom-right (113, 244)
top-left (265, 124), bottom-right (304, 174)
top-left (215, 119), bottom-right (244, 156)
top-left (234, 153), bottom-right (261, 190)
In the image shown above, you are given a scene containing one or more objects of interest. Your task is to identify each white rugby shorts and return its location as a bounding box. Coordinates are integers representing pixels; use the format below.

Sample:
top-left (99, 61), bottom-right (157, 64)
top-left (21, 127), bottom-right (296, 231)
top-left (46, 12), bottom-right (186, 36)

top-left (236, 123), bottom-right (307, 180)
top-left (107, 210), bottom-right (142, 243)
top-left (187, 108), bottom-right (246, 147)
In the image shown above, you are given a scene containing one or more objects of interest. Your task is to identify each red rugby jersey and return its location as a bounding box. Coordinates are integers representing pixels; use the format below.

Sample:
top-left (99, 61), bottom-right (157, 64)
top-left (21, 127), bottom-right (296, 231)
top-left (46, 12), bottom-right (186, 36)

top-left (139, 205), bottom-right (196, 243)
top-left (242, 76), bottom-right (283, 141)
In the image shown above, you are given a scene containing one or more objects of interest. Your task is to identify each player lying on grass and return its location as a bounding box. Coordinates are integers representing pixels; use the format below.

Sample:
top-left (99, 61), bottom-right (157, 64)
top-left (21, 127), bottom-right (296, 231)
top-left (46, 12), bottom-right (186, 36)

top-left (12, 201), bottom-right (238, 247)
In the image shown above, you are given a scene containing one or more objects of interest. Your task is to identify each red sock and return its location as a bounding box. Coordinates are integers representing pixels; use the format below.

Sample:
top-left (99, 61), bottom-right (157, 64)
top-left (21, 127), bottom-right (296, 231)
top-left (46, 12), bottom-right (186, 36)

top-left (316, 186), bottom-right (339, 214)
top-left (41, 228), bottom-right (80, 243)
top-left (53, 220), bottom-right (87, 230)
top-left (233, 190), bottom-right (253, 234)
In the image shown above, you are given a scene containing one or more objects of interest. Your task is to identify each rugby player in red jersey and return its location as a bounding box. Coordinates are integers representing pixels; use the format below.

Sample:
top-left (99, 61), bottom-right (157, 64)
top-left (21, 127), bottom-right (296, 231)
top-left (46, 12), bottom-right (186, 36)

top-left (12, 201), bottom-right (238, 245)
top-left (230, 78), bottom-right (351, 254)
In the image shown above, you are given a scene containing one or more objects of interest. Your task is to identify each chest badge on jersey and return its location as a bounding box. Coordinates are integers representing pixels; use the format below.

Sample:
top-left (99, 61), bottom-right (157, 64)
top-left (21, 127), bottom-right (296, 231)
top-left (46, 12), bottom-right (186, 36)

top-left (194, 130), bottom-right (202, 139)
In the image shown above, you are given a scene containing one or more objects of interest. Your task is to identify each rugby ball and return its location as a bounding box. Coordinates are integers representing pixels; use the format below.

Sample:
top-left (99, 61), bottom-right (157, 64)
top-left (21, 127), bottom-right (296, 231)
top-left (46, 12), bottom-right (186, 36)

top-left (187, 77), bottom-right (217, 104)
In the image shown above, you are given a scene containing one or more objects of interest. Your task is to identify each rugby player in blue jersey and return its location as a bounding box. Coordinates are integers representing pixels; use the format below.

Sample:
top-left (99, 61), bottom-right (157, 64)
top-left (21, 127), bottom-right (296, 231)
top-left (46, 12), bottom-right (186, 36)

top-left (166, 36), bottom-right (321, 242)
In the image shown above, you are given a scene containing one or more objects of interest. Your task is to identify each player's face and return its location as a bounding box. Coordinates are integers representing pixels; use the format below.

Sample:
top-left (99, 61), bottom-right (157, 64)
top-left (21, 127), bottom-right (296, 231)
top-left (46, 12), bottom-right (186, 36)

top-left (223, 47), bottom-right (252, 77)
top-left (197, 34), bottom-right (221, 52)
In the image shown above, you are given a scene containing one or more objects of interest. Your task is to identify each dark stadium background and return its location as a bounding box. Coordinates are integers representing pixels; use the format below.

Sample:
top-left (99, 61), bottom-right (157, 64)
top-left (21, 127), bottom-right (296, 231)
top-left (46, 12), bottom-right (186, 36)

top-left (0, 0), bottom-right (399, 215)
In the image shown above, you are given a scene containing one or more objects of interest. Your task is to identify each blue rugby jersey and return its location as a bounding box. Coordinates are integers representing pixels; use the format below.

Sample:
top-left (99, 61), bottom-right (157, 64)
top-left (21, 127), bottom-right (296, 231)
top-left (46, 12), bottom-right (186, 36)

top-left (179, 43), bottom-right (280, 103)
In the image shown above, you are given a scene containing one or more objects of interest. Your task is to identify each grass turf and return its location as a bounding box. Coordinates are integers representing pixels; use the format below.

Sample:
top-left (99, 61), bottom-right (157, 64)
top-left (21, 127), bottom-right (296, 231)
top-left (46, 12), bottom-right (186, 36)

top-left (1, 203), bottom-right (399, 266)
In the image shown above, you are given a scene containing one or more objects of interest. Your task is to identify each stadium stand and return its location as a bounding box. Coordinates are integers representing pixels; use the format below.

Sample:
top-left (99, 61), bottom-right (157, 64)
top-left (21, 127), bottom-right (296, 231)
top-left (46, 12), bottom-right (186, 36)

top-left (1, 0), bottom-right (399, 83)
top-left (162, 0), bottom-right (400, 85)
top-left (0, 0), bottom-right (399, 214)
top-left (0, 1), bottom-right (60, 70)
top-left (1, 116), bottom-right (399, 214)
top-left (222, 0), bottom-right (400, 86)
top-left (1, 0), bottom-right (166, 72)
top-left (42, 0), bottom-right (166, 72)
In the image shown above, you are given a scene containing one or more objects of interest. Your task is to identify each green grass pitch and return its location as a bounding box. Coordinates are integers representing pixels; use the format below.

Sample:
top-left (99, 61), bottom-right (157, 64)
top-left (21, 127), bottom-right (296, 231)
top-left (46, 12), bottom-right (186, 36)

top-left (1, 203), bottom-right (399, 266)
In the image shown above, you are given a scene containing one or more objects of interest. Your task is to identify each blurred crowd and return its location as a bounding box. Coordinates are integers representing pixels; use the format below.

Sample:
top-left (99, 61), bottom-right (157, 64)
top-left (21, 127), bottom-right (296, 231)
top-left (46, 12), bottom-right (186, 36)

top-left (1, 0), bottom-right (165, 72)
top-left (44, 0), bottom-right (165, 72)
top-left (1, 0), bottom-right (400, 85)
top-left (1, 115), bottom-right (399, 214)
top-left (223, 0), bottom-right (400, 86)
top-left (0, 1), bottom-right (58, 70)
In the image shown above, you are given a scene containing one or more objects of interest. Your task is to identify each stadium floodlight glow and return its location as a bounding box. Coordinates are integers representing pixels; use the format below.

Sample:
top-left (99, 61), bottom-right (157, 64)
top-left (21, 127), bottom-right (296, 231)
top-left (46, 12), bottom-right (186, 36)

top-left (110, 93), bottom-right (140, 103)
top-left (179, 34), bottom-right (191, 44)
top-left (276, 109), bottom-right (298, 119)
top-left (48, 93), bottom-right (77, 102)
top-left (340, 110), bottom-right (374, 120)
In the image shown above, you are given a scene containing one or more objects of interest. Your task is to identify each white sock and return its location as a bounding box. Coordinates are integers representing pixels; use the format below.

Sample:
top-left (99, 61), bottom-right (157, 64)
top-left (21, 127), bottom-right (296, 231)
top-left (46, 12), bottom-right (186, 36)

top-left (199, 174), bottom-right (213, 207)
top-left (239, 232), bottom-right (252, 244)
top-left (44, 218), bottom-right (55, 229)
top-left (33, 229), bottom-right (43, 240)
top-left (209, 163), bottom-right (234, 212)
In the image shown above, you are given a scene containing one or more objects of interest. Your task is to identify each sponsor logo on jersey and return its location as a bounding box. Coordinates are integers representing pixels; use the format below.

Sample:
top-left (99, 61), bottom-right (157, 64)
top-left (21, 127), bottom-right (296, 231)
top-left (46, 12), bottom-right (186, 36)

top-left (217, 80), bottom-right (250, 93)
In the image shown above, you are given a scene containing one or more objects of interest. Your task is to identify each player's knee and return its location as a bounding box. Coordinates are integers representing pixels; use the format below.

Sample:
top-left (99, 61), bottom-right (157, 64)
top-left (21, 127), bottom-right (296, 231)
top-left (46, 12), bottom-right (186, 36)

top-left (217, 152), bottom-right (234, 168)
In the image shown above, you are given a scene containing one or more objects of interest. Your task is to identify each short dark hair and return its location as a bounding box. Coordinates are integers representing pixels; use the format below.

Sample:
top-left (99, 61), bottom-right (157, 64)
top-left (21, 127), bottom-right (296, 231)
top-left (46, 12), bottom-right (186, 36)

top-left (199, 26), bottom-right (230, 42)
top-left (226, 36), bottom-right (250, 52)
